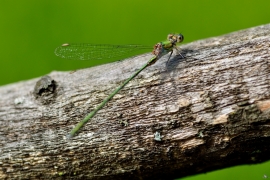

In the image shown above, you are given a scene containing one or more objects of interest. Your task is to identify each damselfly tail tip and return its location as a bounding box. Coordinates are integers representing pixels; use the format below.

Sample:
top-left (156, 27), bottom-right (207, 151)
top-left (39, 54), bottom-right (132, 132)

top-left (66, 133), bottom-right (74, 139)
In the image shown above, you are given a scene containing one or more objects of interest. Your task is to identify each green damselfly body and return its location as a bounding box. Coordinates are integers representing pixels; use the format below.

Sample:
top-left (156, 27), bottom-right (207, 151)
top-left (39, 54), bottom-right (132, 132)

top-left (55, 33), bottom-right (184, 138)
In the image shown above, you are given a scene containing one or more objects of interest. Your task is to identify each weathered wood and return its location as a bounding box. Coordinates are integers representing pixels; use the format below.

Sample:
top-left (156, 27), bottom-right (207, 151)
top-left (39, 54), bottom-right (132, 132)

top-left (1, 24), bottom-right (270, 180)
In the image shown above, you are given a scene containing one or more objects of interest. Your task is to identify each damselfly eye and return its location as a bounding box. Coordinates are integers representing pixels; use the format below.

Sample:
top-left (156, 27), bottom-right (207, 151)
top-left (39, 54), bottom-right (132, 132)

top-left (177, 34), bottom-right (184, 42)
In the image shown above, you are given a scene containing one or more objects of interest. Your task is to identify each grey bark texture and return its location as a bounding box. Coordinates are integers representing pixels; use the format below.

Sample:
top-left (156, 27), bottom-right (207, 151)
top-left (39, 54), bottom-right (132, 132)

top-left (1, 24), bottom-right (270, 180)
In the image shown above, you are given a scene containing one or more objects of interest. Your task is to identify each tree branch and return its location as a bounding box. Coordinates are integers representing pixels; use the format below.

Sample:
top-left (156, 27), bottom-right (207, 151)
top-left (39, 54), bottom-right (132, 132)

top-left (1, 24), bottom-right (270, 180)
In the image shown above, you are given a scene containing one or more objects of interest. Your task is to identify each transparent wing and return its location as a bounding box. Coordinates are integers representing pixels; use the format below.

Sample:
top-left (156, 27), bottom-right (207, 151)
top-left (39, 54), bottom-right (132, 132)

top-left (54, 43), bottom-right (152, 60)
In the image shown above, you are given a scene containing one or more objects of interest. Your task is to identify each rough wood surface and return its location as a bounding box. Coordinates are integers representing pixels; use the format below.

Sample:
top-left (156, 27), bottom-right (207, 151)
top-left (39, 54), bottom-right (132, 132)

top-left (1, 24), bottom-right (270, 180)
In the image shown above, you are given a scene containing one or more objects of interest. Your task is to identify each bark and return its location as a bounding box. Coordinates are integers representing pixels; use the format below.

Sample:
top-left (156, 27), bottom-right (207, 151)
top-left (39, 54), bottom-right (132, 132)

top-left (1, 24), bottom-right (270, 180)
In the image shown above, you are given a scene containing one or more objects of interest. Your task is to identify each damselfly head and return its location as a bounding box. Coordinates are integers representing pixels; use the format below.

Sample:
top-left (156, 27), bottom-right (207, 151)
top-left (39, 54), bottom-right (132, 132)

top-left (168, 33), bottom-right (184, 43)
top-left (176, 34), bottom-right (184, 43)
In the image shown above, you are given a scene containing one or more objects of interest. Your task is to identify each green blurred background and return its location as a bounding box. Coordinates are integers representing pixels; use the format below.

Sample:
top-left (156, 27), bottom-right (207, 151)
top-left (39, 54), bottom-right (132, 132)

top-left (0, 0), bottom-right (269, 179)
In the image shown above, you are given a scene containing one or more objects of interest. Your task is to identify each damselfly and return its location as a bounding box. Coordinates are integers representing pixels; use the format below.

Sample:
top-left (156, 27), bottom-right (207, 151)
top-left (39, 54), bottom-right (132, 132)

top-left (55, 33), bottom-right (184, 138)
